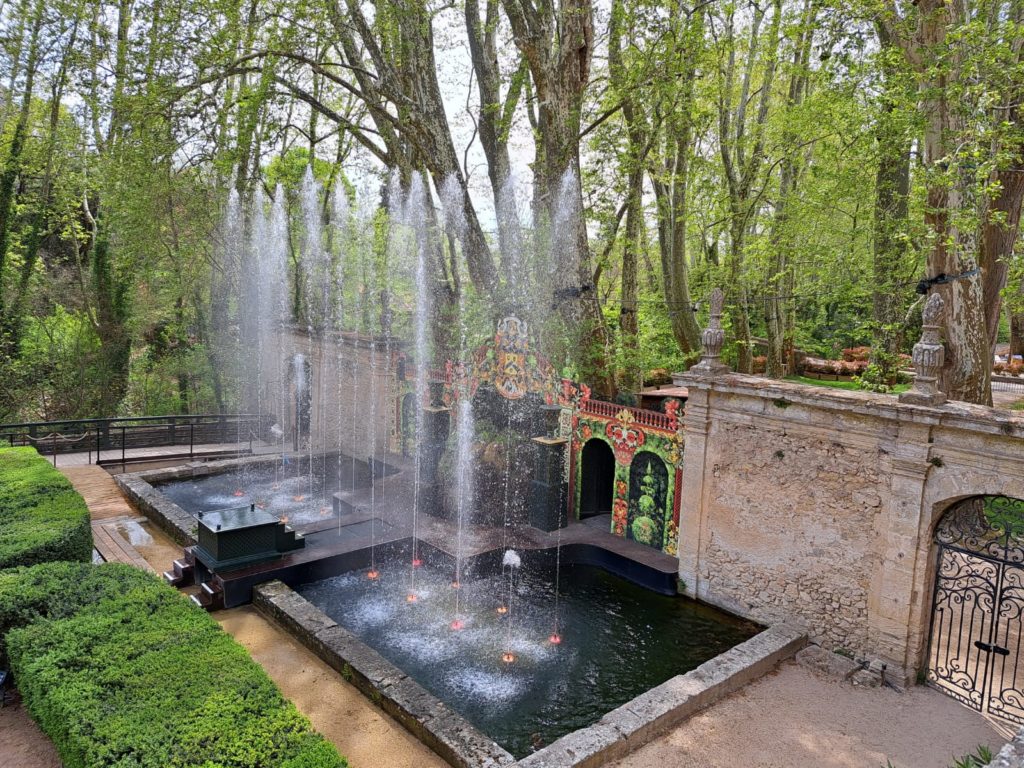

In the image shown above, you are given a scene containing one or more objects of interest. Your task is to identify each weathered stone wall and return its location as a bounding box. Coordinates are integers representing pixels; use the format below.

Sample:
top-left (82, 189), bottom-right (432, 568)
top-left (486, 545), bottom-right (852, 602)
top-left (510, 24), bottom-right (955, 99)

top-left (676, 373), bottom-right (1024, 683)
top-left (258, 326), bottom-right (403, 459)
top-left (699, 417), bottom-right (883, 652)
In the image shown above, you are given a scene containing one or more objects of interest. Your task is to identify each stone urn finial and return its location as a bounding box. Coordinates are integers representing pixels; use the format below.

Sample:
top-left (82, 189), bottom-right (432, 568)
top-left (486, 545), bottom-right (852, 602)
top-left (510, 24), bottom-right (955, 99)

top-left (899, 292), bottom-right (947, 407)
top-left (691, 287), bottom-right (729, 377)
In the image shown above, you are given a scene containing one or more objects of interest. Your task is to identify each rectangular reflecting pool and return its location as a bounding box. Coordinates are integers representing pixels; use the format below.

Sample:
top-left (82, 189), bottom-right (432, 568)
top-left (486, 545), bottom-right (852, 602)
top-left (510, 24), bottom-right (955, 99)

top-left (298, 558), bottom-right (756, 758)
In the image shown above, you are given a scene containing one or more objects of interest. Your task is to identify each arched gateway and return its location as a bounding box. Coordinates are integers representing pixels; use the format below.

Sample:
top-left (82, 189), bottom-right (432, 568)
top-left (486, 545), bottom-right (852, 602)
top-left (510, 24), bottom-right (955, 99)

top-left (928, 495), bottom-right (1024, 724)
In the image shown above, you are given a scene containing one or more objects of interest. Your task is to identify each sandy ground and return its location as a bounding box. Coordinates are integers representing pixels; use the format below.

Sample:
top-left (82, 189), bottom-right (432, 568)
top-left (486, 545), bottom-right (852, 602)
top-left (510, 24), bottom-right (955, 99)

top-left (609, 660), bottom-right (1005, 768)
top-left (217, 606), bottom-right (446, 768)
top-left (0, 693), bottom-right (62, 768)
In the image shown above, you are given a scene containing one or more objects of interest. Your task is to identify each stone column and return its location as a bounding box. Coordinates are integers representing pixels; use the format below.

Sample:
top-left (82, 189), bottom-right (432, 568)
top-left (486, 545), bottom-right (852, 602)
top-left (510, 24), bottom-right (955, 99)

top-left (900, 293), bottom-right (946, 407)
top-left (676, 384), bottom-right (712, 598)
top-left (867, 417), bottom-right (936, 685)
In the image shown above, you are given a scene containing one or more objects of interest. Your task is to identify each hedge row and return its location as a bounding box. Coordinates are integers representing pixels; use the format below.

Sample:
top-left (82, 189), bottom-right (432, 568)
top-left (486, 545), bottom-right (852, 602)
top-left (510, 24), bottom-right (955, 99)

top-left (0, 562), bottom-right (346, 768)
top-left (0, 447), bottom-right (92, 569)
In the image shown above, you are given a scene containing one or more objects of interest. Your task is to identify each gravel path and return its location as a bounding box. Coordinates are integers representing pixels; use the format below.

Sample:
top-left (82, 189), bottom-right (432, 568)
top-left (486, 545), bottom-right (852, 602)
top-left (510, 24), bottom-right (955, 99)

top-left (609, 660), bottom-right (1006, 768)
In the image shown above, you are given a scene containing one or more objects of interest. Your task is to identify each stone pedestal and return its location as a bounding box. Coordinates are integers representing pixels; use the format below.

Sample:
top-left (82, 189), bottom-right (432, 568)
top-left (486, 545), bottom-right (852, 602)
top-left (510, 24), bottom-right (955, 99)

top-left (529, 436), bottom-right (568, 531)
top-left (419, 406), bottom-right (450, 496)
top-left (537, 404), bottom-right (563, 436)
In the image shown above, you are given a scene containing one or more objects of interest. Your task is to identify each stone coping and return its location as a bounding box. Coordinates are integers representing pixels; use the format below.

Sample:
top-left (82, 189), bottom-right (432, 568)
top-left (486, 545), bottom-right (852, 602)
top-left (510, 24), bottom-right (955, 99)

top-left (253, 580), bottom-right (516, 768)
top-left (676, 371), bottom-right (1024, 439)
top-left (114, 454), bottom-right (329, 547)
top-left (253, 580), bottom-right (806, 768)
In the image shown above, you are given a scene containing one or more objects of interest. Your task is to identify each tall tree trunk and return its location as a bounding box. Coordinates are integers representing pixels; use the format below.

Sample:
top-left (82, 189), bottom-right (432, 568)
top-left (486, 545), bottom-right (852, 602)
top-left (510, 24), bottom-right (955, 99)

top-left (0, 0), bottom-right (43, 349)
top-left (870, 22), bottom-right (912, 382)
top-left (715, 0), bottom-right (782, 374)
top-left (649, 4), bottom-right (704, 359)
top-left (501, 0), bottom-right (615, 396)
top-left (619, 167), bottom-right (642, 393)
top-left (465, 0), bottom-right (525, 287)
top-left (881, 0), bottom-right (993, 404)
top-left (765, 0), bottom-right (816, 379)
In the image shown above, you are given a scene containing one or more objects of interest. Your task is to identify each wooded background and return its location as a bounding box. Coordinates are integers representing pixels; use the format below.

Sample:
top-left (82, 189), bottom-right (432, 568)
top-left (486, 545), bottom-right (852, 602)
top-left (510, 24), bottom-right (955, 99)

top-left (0, 0), bottom-right (1020, 420)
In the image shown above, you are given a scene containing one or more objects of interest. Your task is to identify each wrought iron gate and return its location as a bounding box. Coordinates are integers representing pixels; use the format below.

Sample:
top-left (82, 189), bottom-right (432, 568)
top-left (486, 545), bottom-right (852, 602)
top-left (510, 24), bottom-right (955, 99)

top-left (928, 496), bottom-right (1024, 724)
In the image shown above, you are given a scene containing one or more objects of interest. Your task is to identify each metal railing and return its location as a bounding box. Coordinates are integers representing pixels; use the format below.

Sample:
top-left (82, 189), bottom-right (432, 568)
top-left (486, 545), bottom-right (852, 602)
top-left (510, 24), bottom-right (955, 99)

top-left (993, 375), bottom-right (1024, 396)
top-left (578, 399), bottom-right (676, 432)
top-left (1, 414), bottom-right (262, 467)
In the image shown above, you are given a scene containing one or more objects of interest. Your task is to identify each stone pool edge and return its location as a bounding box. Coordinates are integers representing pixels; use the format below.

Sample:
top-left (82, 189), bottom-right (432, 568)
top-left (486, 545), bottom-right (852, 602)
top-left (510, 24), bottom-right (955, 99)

top-left (115, 455), bottom-right (288, 547)
top-left (253, 579), bottom-right (518, 768)
top-left (517, 622), bottom-right (806, 767)
top-left (253, 579), bottom-right (806, 768)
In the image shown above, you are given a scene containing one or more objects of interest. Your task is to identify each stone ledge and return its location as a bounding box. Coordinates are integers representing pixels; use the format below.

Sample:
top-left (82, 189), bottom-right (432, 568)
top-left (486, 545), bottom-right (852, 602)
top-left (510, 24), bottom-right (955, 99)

top-left (517, 624), bottom-right (806, 768)
top-left (253, 580), bottom-right (516, 768)
top-left (676, 371), bottom-right (1024, 439)
top-left (115, 472), bottom-right (196, 546)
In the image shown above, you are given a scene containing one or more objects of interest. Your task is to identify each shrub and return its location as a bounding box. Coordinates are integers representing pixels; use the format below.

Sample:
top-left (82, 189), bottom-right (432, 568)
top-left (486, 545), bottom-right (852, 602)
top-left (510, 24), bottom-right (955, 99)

top-left (0, 447), bottom-right (92, 569)
top-left (2, 562), bottom-right (346, 768)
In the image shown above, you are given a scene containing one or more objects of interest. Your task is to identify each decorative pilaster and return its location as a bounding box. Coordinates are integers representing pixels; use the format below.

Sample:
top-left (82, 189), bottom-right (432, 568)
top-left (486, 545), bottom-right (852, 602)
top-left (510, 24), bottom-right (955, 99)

top-left (690, 287), bottom-right (729, 377)
top-left (899, 293), bottom-right (946, 407)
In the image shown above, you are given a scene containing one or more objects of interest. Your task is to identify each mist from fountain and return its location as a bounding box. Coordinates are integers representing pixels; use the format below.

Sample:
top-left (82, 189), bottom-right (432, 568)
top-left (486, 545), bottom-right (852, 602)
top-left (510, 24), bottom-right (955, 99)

top-left (219, 164), bottom-right (584, 667)
top-left (406, 172), bottom-right (431, 592)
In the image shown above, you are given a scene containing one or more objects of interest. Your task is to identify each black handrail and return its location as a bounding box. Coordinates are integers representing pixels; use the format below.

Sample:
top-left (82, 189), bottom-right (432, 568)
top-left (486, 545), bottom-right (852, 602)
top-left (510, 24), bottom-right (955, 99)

top-left (0, 413), bottom-right (261, 431)
top-left (0, 413), bottom-right (264, 466)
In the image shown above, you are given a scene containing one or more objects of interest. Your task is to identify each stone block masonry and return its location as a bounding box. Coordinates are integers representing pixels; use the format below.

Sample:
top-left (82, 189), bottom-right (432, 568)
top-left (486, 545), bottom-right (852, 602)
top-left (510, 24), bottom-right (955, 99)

top-left (675, 372), bottom-right (1024, 685)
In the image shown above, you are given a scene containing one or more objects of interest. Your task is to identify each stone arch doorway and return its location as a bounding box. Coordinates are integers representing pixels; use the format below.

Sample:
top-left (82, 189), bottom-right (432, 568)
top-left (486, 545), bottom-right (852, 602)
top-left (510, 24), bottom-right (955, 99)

top-left (579, 439), bottom-right (614, 520)
top-left (928, 495), bottom-right (1024, 724)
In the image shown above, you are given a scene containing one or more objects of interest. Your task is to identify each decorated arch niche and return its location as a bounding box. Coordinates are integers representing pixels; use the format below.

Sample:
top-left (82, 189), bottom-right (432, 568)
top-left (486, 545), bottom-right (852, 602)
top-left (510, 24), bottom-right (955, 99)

top-left (628, 452), bottom-right (668, 548)
top-left (579, 438), bottom-right (615, 519)
top-left (571, 406), bottom-right (682, 555)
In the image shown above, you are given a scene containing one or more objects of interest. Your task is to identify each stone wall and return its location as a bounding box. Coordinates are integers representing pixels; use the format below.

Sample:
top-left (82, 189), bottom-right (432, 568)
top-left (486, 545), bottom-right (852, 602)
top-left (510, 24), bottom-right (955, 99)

top-left (676, 373), bottom-right (1024, 683)
top-left (258, 326), bottom-right (403, 459)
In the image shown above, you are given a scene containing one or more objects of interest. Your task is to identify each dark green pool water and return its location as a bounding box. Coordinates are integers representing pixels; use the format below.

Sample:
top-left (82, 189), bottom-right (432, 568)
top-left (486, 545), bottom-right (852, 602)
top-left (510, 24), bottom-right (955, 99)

top-left (299, 560), bottom-right (756, 757)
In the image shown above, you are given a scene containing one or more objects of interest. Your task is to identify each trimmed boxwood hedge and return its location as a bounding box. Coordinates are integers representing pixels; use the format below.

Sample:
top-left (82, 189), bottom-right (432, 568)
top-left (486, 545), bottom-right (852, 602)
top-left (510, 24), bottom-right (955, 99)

top-left (0, 447), bottom-right (92, 569)
top-left (1, 562), bottom-right (346, 768)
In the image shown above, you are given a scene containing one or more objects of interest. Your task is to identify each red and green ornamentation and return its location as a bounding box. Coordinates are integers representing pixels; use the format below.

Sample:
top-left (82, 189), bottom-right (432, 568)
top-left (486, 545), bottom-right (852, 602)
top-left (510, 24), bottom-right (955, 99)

top-left (572, 407), bottom-right (684, 554)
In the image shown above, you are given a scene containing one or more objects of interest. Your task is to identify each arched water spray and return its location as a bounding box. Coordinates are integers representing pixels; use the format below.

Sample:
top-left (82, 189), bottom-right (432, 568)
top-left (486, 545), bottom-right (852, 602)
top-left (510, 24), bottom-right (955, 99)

top-left (268, 187), bottom-right (289, 485)
top-left (223, 185), bottom-right (244, 448)
top-left (331, 179), bottom-right (350, 515)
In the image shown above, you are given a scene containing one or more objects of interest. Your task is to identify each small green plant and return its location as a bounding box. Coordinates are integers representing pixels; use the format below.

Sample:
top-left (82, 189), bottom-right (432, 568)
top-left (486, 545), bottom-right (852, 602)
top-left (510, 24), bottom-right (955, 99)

top-left (951, 746), bottom-right (993, 767)
top-left (930, 455), bottom-right (945, 467)
top-left (856, 363), bottom-right (896, 393)
top-left (884, 746), bottom-right (994, 768)
top-left (773, 398), bottom-right (792, 409)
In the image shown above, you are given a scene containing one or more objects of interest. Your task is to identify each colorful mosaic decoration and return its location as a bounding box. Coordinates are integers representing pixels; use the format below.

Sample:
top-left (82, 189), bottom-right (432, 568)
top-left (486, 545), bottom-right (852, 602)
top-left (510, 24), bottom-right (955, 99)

top-left (476, 316), bottom-right (557, 401)
top-left (605, 410), bottom-right (646, 465)
top-left (571, 404), bottom-right (683, 555)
